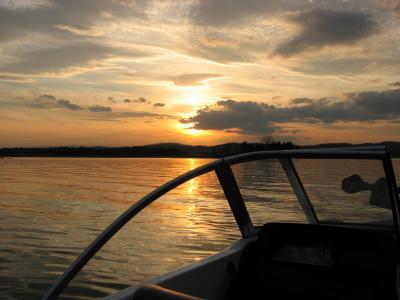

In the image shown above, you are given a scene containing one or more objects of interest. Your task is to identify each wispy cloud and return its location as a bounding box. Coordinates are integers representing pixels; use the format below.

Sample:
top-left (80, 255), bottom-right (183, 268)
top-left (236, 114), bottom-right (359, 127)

top-left (20, 94), bottom-right (174, 120)
top-left (0, 0), bottom-right (147, 42)
top-left (0, 74), bottom-right (35, 82)
top-left (189, 0), bottom-right (308, 27)
top-left (1, 42), bottom-right (150, 75)
top-left (170, 73), bottom-right (224, 86)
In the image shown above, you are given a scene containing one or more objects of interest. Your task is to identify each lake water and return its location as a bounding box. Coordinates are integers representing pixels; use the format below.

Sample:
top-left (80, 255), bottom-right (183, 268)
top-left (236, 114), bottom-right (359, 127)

top-left (1, 157), bottom-right (399, 299)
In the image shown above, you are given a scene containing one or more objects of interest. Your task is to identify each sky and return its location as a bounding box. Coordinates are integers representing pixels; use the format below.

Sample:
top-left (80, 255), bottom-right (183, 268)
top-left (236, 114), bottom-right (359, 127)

top-left (0, 0), bottom-right (400, 147)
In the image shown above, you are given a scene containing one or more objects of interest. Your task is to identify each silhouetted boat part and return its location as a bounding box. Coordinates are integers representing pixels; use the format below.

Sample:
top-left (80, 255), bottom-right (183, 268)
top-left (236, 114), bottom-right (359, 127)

top-left (42, 146), bottom-right (400, 300)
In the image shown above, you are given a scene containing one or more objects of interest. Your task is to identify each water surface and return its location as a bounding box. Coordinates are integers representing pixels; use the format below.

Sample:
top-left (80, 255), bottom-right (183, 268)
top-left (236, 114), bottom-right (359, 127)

top-left (1, 157), bottom-right (399, 299)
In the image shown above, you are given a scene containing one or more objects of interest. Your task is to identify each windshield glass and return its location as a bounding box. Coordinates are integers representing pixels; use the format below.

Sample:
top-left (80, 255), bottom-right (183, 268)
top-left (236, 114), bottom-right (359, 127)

top-left (293, 159), bottom-right (393, 226)
top-left (232, 159), bottom-right (308, 226)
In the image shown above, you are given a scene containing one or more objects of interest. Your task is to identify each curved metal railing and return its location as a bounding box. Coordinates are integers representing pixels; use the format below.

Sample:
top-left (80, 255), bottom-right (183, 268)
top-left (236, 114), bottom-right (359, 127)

top-left (42, 148), bottom-right (396, 300)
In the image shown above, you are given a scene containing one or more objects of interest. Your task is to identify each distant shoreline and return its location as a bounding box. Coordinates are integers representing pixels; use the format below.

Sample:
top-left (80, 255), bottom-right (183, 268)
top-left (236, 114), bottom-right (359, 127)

top-left (1, 141), bottom-right (400, 158)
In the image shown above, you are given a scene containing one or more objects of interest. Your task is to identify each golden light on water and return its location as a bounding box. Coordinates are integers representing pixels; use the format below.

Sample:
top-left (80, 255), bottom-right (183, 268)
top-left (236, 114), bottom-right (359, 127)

top-left (186, 159), bottom-right (199, 195)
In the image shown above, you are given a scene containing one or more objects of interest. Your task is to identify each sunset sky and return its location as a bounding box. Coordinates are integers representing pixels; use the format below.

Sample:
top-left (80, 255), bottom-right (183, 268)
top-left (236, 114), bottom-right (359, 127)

top-left (1, 0), bottom-right (400, 146)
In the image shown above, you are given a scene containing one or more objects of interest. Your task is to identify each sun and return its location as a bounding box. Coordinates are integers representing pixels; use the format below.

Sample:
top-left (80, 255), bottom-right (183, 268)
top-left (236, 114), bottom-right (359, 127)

top-left (176, 122), bottom-right (207, 136)
top-left (185, 128), bottom-right (204, 136)
top-left (185, 92), bottom-right (204, 105)
top-left (176, 88), bottom-right (207, 106)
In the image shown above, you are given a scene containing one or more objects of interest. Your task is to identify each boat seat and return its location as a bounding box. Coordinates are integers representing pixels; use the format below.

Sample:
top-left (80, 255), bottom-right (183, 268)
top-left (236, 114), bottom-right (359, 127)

top-left (225, 223), bottom-right (398, 300)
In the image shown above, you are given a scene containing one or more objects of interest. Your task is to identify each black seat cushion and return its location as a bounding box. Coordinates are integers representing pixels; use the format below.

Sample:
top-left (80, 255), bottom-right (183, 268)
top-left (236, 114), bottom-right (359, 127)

top-left (225, 223), bottom-right (398, 300)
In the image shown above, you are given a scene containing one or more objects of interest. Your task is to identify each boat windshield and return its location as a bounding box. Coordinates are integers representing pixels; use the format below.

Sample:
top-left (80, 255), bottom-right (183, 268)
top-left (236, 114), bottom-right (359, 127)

top-left (293, 159), bottom-right (394, 226)
top-left (238, 157), bottom-right (397, 228)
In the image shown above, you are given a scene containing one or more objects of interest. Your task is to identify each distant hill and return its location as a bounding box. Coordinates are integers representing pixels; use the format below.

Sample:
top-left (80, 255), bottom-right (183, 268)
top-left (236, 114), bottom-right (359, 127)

top-left (0, 141), bottom-right (399, 158)
top-left (0, 141), bottom-right (294, 158)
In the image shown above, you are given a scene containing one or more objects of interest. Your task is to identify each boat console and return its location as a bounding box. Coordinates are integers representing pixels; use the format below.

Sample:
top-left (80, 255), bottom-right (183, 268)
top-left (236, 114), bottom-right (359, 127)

top-left (225, 223), bottom-right (398, 299)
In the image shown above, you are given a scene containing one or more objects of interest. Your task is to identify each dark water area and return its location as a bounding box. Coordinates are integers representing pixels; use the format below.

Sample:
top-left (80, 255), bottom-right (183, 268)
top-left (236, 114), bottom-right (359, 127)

top-left (1, 157), bottom-right (399, 299)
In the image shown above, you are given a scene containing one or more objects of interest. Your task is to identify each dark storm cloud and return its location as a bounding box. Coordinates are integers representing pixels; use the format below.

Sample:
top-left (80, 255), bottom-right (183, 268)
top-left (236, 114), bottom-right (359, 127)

top-left (87, 105), bottom-right (112, 113)
top-left (274, 9), bottom-right (378, 57)
top-left (153, 102), bottom-right (165, 107)
top-left (180, 89), bottom-right (400, 134)
top-left (389, 81), bottom-right (400, 87)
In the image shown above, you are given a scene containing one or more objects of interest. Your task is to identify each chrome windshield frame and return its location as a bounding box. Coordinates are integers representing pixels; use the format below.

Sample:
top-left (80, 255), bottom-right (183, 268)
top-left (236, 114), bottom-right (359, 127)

top-left (42, 147), bottom-right (399, 300)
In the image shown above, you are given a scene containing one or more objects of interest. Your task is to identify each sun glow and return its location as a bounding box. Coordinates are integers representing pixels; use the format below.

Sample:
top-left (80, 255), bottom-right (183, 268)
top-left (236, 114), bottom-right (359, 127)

top-left (185, 92), bottom-right (204, 105)
top-left (177, 122), bottom-right (208, 136)
top-left (175, 87), bottom-right (208, 106)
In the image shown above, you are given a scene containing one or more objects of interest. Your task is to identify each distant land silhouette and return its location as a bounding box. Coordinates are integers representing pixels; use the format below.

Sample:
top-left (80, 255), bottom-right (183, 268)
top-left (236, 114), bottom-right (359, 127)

top-left (1, 141), bottom-right (400, 158)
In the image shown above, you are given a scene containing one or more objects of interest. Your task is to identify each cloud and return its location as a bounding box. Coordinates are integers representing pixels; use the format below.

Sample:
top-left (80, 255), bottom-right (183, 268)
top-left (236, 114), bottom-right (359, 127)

top-left (274, 9), bottom-right (378, 57)
top-left (56, 99), bottom-right (84, 111)
top-left (86, 111), bottom-right (175, 121)
top-left (389, 81), bottom-right (400, 87)
top-left (290, 57), bottom-right (370, 75)
top-left (180, 89), bottom-right (400, 134)
top-left (38, 94), bottom-right (56, 101)
top-left (27, 94), bottom-right (84, 110)
top-left (180, 100), bottom-right (281, 134)
top-left (87, 105), bottom-right (112, 112)
top-left (1, 42), bottom-right (111, 75)
top-left (290, 98), bottom-right (314, 105)
top-left (123, 97), bottom-right (149, 103)
top-left (189, 0), bottom-right (308, 27)
top-left (383, 0), bottom-right (400, 17)
top-left (0, 74), bottom-right (34, 82)
top-left (170, 73), bottom-right (224, 86)
top-left (16, 93), bottom-right (176, 122)
top-left (112, 111), bottom-right (172, 119)
top-left (53, 24), bottom-right (104, 37)
top-left (0, 0), bottom-right (147, 42)
top-left (1, 41), bottom-right (148, 75)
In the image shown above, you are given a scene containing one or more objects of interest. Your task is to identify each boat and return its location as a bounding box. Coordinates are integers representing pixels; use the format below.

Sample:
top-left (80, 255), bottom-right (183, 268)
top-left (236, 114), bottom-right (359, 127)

top-left (42, 146), bottom-right (400, 300)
